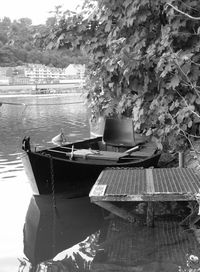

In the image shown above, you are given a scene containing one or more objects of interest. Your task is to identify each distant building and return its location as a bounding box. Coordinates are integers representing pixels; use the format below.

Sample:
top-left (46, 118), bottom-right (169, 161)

top-left (0, 64), bottom-right (85, 85)
top-left (9, 76), bottom-right (31, 85)
top-left (0, 67), bottom-right (7, 75)
top-left (64, 64), bottom-right (85, 80)
top-left (24, 64), bottom-right (68, 83)
top-left (0, 76), bottom-right (9, 85)
top-left (0, 67), bottom-right (9, 85)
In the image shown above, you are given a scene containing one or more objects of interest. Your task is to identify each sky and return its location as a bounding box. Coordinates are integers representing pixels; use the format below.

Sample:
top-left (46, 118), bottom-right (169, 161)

top-left (0, 0), bottom-right (83, 25)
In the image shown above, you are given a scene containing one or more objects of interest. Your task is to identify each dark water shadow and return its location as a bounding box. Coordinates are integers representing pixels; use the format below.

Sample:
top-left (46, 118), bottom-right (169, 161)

top-left (23, 194), bottom-right (104, 267)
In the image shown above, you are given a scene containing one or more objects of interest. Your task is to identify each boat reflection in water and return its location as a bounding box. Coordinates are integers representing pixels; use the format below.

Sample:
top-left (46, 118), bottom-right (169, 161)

top-left (20, 196), bottom-right (200, 272)
top-left (22, 194), bottom-right (104, 271)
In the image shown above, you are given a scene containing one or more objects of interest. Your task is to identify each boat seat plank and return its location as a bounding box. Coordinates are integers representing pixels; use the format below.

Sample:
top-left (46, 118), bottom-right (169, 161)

top-left (43, 149), bottom-right (125, 162)
top-left (72, 149), bottom-right (127, 161)
top-left (44, 148), bottom-right (155, 161)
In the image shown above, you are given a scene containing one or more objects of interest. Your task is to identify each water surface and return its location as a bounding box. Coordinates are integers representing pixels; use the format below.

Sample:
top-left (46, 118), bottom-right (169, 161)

top-left (0, 94), bottom-right (200, 272)
top-left (0, 93), bottom-right (92, 271)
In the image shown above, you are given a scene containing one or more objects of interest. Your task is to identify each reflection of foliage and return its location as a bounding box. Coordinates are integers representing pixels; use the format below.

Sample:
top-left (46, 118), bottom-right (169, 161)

top-left (43, 0), bottom-right (200, 150)
top-left (18, 232), bottom-right (100, 272)
top-left (18, 258), bottom-right (27, 272)
top-left (179, 254), bottom-right (200, 271)
top-left (47, 231), bottom-right (100, 272)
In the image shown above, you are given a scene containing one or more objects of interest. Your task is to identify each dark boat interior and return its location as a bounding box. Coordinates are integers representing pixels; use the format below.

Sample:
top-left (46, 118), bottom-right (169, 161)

top-left (37, 118), bottom-right (159, 164)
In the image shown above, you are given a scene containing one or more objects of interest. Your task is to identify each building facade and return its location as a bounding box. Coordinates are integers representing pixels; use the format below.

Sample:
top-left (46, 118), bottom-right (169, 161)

top-left (0, 64), bottom-right (85, 85)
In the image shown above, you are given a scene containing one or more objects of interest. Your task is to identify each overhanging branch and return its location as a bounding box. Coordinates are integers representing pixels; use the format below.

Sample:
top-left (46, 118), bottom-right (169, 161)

top-left (166, 3), bottom-right (200, 20)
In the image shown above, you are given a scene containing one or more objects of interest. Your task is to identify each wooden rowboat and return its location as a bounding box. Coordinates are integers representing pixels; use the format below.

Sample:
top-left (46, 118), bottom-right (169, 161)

top-left (21, 118), bottom-right (161, 195)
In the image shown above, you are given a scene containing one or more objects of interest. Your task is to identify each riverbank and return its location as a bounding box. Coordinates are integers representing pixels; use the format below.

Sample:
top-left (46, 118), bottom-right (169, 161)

top-left (0, 92), bottom-right (85, 99)
top-left (0, 81), bottom-right (84, 95)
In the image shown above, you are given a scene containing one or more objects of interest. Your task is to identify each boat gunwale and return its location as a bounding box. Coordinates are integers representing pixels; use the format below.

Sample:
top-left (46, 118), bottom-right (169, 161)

top-left (27, 135), bottom-right (160, 166)
top-left (27, 148), bottom-right (161, 167)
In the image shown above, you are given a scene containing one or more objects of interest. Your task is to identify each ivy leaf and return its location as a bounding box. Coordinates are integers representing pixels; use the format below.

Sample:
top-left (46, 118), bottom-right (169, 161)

top-left (169, 103), bottom-right (174, 112)
top-left (108, 82), bottom-right (114, 88)
top-left (101, 15), bottom-right (109, 23)
top-left (124, 0), bottom-right (133, 8)
top-left (158, 114), bottom-right (165, 124)
top-left (190, 65), bottom-right (200, 81)
top-left (177, 114), bottom-right (184, 124)
top-left (167, 75), bottom-right (180, 89)
top-left (188, 120), bottom-right (193, 128)
top-left (118, 60), bottom-right (124, 68)
top-left (181, 62), bottom-right (191, 75)
top-left (187, 105), bottom-right (195, 112)
top-left (186, 94), bottom-right (196, 104)
top-left (181, 124), bottom-right (187, 131)
top-left (123, 68), bottom-right (131, 83)
top-left (179, 52), bottom-right (193, 62)
top-left (160, 63), bottom-right (174, 78)
top-left (151, 136), bottom-right (163, 150)
top-left (196, 98), bottom-right (200, 105)
top-left (146, 128), bottom-right (152, 136)
top-left (127, 17), bottom-right (134, 27)
top-left (105, 20), bottom-right (112, 32)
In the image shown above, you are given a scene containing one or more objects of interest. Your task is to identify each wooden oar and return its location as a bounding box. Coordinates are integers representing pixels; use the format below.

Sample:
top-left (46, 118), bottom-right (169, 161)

top-left (124, 145), bottom-right (141, 154)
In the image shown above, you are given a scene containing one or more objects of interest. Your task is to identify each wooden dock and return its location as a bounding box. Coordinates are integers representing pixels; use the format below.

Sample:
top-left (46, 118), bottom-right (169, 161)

top-left (90, 167), bottom-right (200, 271)
top-left (89, 168), bottom-right (200, 226)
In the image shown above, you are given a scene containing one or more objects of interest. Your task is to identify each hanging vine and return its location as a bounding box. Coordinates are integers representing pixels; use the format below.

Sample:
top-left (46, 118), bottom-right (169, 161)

top-left (42, 0), bottom-right (200, 151)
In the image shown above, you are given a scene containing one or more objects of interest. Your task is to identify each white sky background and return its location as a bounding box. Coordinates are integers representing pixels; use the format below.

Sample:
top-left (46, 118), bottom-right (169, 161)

top-left (0, 0), bottom-right (83, 25)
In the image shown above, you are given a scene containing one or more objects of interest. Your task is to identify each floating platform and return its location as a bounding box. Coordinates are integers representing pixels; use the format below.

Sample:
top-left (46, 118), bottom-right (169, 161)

top-left (90, 168), bottom-right (200, 226)
top-left (90, 168), bottom-right (200, 202)
top-left (90, 168), bottom-right (200, 271)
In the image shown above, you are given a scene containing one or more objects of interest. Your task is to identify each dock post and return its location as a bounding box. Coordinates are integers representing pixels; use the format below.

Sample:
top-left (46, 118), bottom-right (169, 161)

top-left (179, 152), bottom-right (184, 168)
top-left (147, 202), bottom-right (154, 227)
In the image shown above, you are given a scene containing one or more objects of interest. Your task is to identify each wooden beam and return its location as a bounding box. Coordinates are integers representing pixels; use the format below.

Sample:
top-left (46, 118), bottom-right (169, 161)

top-left (180, 204), bottom-right (200, 227)
top-left (93, 201), bottom-right (135, 223)
top-left (90, 193), bottom-right (196, 202)
top-left (146, 202), bottom-right (154, 227)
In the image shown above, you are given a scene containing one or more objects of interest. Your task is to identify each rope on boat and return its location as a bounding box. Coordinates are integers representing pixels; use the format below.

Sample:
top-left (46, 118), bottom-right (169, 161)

top-left (49, 154), bottom-right (57, 258)
top-left (49, 155), bottom-right (56, 208)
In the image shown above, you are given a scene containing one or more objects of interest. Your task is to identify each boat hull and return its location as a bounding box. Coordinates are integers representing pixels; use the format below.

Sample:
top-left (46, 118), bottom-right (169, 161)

top-left (22, 138), bottom-right (161, 195)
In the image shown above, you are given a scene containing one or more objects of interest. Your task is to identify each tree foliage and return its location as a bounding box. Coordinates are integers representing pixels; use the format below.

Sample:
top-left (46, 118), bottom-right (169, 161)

top-left (46, 0), bottom-right (200, 150)
top-left (0, 16), bottom-right (85, 67)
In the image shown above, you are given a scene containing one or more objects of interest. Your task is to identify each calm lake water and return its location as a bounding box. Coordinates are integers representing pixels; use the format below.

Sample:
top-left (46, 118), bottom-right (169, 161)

top-left (0, 93), bottom-right (200, 272)
top-left (0, 93), bottom-right (99, 271)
